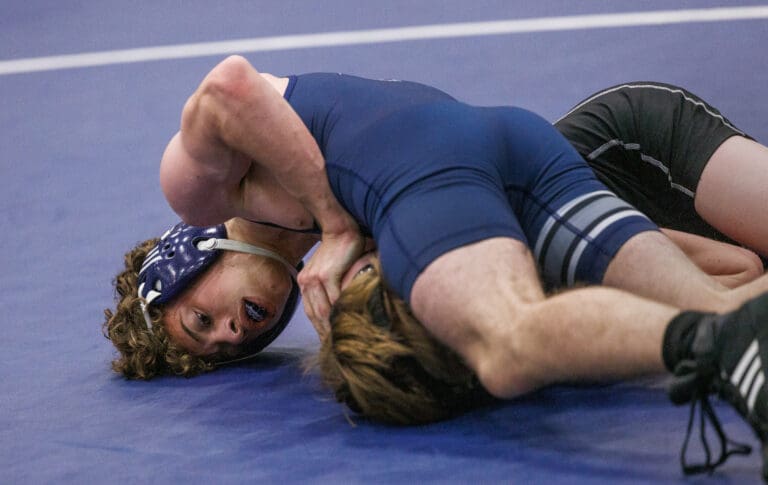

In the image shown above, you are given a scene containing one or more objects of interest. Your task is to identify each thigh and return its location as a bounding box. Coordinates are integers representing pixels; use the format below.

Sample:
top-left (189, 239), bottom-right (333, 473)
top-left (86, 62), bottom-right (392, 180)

top-left (409, 237), bottom-right (545, 369)
top-left (375, 174), bottom-right (526, 304)
top-left (492, 105), bottom-right (661, 289)
top-left (523, 187), bottom-right (658, 290)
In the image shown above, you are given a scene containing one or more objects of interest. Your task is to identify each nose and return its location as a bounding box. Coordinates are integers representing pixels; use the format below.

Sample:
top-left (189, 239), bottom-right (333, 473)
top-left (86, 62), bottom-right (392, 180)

top-left (212, 319), bottom-right (244, 345)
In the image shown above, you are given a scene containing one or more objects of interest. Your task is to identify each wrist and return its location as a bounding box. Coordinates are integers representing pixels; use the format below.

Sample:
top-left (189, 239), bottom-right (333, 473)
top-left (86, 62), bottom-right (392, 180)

top-left (319, 213), bottom-right (359, 238)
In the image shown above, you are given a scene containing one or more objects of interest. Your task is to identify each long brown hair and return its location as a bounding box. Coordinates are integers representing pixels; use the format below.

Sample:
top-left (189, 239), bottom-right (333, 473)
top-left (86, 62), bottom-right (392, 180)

top-left (102, 239), bottom-right (215, 379)
top-left (317, 259), bottom-right (487, 425)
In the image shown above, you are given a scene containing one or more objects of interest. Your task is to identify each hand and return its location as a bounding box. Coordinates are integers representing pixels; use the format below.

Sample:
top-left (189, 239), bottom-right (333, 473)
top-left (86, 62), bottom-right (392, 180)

top-left (298, 224), bottom-right (365, 339)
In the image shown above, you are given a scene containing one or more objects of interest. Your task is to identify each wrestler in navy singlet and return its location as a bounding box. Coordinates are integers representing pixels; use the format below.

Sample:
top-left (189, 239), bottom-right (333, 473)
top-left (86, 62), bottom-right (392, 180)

top-left (284, 73), bottom-right (658, 301)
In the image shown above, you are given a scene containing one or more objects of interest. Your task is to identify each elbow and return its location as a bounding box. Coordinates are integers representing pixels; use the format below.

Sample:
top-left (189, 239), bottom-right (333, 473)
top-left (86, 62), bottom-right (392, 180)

top-left (471, 348), bottom-right (540, 400)
top-left (726, 247), bottom-right (765, 287)
top-left (160, 181), bottom-right (226, 228)
top-left (159, 160), bottom-right (198, 226)
top-left (740, 247), bottom-right (765, 280)
top-left (158, 134), bottom-right (230, 227)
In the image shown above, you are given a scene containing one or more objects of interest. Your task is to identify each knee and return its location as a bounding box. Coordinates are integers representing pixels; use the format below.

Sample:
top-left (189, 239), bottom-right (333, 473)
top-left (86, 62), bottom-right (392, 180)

top-left (463, 312), bottom-right (545, 399)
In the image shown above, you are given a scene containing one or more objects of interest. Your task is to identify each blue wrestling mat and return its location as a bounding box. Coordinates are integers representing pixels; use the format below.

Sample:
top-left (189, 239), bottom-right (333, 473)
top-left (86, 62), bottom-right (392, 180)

top-left (2, 1), bottom-right (767, 483)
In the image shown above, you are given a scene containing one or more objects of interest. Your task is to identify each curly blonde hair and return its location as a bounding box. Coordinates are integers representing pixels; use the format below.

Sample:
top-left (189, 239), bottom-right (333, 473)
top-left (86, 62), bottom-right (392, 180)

top-left (317, 259), bottom-right (488, 425)
top-left (102, 239), bottom-right (216, 379)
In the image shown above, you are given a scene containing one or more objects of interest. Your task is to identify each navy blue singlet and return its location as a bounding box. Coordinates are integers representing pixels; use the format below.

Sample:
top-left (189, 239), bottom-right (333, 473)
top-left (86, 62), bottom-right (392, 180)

top-left (285, 73), bottom-right (658, 301)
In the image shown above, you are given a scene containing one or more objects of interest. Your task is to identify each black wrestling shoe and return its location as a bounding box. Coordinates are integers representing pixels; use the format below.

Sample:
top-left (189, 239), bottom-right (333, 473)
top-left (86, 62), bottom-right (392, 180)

top-left (668, 293), bottom-right (768, 480)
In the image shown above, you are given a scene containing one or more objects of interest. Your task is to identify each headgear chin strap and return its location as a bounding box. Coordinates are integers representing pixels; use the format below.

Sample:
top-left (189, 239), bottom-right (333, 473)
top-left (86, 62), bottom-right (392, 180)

top-left (137, 222), bottom-right (302, 360)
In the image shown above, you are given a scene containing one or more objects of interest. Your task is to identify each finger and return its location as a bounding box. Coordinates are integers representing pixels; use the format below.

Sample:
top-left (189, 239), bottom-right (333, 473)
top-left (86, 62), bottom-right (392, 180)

top-left (325, 276), bottom-right (342, 306)
top-left (310, 284), bottom-right (332, 325)
top-left (302, 297), bottom-right (327, 340)
top-left (304, 284), bottom-right (331, 338)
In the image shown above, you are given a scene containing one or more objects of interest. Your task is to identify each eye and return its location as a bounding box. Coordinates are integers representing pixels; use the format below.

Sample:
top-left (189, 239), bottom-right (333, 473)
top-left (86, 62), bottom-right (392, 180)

top-left (194, 311), bottom-right (212, 329)
top-left (244, 300), bottom-right (267, 322)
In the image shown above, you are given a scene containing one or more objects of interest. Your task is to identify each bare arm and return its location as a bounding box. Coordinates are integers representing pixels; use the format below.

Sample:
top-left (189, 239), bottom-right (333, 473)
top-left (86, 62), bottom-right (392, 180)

top-left (661, 228), bottom-right (764, 288)
top-left (160, 55), bottom-right (363, 334)
top-left (161, 55), bottom-right (355, 236)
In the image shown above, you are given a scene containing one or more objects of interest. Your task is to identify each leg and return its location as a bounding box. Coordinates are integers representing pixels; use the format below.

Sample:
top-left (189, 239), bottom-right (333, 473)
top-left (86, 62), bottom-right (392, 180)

top-left (696, 136), bottom-right (768, 256)
top-left (409, 237), bottom-right (678, 398)
top-left (410, 237), bottom-right (768, 479)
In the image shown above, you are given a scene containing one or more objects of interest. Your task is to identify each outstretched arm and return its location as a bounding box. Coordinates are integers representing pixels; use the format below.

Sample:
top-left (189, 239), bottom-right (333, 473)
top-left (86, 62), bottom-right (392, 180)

top-left (661, 228), bottom-right (764, 288)
top-left (160, 55), bottom-right (363, 334)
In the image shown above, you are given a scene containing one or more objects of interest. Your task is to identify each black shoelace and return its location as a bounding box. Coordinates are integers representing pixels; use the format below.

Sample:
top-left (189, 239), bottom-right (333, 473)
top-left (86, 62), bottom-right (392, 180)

top-left (679, 390), bottom-right (752, 475)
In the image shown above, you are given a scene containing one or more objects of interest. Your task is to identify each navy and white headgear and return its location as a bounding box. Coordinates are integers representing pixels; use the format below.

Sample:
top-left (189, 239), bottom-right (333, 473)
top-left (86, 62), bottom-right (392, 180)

top-left (138, 222), bottom-right (302, 360)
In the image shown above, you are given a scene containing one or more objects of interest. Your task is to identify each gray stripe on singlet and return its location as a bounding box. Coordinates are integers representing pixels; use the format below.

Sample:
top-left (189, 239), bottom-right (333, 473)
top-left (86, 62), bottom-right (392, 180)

top-left (533, 190), bottom-right (614, 259)
top-left (537, 193), bottom-right (649, 286)
top-left (587, 140), bottom-right (640, 160)
top-left (587, 139), bottom-right (696, 198)
top-left (541, 196), bottom-right (627, 282)
top-left (566, 208), bottom-right (647, 285)
top-left (554, 83), bottom-right (747, 136)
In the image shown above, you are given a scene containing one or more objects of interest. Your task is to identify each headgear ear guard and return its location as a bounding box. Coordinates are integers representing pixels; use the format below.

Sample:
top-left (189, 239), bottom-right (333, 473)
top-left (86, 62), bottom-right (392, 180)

top-left (137, 222), bottom-right (301, 361)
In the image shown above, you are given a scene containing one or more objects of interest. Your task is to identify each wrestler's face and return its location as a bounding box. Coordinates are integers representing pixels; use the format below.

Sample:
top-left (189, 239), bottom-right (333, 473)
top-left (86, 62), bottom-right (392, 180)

top-left (163, 251), bottom-right (293, 358)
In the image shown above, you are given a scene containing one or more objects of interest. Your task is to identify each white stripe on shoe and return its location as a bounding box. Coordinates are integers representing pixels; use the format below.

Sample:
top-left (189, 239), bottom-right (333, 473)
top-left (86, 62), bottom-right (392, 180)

top-left (729, 339), bottom-right (765, 413)
top-left (740, 356), bottom-right (762, 399)
top-left (748, 372), bottom-right (765, 413)
top-left (731, 340), bottom-right (759, 386)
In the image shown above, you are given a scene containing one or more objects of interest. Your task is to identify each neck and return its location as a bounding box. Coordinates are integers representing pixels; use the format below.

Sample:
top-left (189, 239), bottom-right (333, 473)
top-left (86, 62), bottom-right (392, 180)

top-left (225, 217), bottom-right (318, 267)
